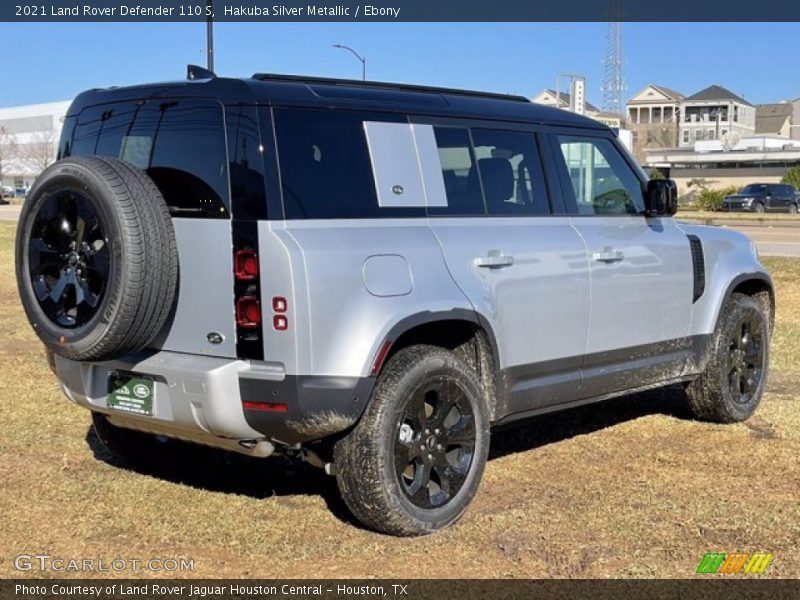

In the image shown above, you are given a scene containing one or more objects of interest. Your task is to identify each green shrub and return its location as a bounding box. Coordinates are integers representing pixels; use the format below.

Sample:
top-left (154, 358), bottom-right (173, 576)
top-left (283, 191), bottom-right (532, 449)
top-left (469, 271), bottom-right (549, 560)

top-left (693, 186), bottom-right (738, 212)
top-left (782, 165), bottom-right (800, 190)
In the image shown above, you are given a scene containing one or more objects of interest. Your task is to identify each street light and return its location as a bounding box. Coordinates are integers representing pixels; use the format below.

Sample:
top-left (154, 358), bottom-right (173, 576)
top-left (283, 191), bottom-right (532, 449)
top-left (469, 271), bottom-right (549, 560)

top-left (332, 44), bottom-right (366, 81)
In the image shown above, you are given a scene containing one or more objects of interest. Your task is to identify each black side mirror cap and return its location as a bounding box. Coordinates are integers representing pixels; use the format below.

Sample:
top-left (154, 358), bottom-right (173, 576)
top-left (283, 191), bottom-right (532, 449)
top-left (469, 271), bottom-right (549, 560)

top-left (645, 179), bottom-right (678, 216)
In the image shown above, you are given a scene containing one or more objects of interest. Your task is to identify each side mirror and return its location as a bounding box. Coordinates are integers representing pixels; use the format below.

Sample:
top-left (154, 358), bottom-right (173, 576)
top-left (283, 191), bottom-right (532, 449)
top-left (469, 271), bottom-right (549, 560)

top-left (645, 178), bottom-right (678, 216)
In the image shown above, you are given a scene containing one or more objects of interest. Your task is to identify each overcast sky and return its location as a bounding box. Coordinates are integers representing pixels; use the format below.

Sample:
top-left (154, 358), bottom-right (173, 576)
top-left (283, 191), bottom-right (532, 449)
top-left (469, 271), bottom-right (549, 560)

top-left (1, 22), bottom-right (799, 108)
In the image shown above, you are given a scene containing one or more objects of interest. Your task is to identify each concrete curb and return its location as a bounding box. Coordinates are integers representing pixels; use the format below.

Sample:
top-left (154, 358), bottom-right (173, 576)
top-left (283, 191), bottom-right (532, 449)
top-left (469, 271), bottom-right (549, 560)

top-left (677, 217), bottom-right (800, 228)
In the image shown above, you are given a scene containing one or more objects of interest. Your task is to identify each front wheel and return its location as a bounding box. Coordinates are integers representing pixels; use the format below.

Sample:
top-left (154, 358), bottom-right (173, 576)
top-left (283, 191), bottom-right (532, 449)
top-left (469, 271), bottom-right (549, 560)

top-left (754, 202), bottom-right (765, 213)
top-left (789, 203), bottom-right (798, 215)
top-left (334, 345), bottom-right (490, 536)
top-left (685, 294), bottom-right (770, 423)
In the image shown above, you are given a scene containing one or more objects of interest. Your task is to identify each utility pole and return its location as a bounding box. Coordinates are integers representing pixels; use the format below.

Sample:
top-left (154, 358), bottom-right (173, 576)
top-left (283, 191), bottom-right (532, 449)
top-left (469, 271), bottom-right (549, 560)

top-left (206, 0), bottom-right (214, 72)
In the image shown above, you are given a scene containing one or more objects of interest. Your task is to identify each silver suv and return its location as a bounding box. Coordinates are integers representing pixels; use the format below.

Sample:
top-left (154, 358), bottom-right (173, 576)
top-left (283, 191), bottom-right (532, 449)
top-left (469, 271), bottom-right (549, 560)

top-left (15, 69), bottom-right (774, 536)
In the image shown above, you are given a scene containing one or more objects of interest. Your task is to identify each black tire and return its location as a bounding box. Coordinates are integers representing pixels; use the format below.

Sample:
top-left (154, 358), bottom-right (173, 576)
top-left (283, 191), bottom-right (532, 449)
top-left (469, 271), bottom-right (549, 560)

top-left (334, 345), bottom-right (490, 536)
top-left (685, 294), bottom-right (770, 423)
top-left (789, 203), bottom-right (798, 215)
top-left (754, 202), bottom-right (765, 213)
top-left (91, 411), bottom-right (170, 466)
top-left (16, 157), bottom-right (178, 361)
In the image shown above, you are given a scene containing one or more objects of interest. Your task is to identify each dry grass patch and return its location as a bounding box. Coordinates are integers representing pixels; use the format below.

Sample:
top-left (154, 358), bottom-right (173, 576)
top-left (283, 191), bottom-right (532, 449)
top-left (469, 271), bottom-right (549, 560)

top-left (0, 221), bottom-right (798, 579)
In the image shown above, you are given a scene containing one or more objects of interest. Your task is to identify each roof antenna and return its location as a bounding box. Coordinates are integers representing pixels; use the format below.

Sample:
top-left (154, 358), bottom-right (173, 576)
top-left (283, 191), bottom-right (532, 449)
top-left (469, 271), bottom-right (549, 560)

top-left (187, 64), bottom-right (216, 80)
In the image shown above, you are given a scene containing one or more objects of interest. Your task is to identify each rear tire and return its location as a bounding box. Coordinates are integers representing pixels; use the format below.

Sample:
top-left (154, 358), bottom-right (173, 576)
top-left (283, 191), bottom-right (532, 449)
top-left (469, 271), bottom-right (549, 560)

top-left (16, 157), bottom-right (177, 361)
top-left (685, 294), bottom-right (770, 423)
top-left (334, 345), bottom-right (490, 536)
top-left (91, 412), bottom-right (170, 467)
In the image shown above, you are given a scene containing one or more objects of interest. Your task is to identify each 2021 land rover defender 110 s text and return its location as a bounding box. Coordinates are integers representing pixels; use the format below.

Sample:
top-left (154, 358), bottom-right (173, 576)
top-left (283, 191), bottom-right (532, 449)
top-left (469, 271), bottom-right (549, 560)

top-left (16, 68), bottom-right (774, 536)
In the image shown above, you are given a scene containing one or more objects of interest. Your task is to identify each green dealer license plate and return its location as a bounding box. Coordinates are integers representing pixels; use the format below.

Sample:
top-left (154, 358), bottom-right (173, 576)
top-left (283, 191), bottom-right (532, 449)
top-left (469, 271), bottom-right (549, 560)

top-left (107, 372), bottom-right (154, 416)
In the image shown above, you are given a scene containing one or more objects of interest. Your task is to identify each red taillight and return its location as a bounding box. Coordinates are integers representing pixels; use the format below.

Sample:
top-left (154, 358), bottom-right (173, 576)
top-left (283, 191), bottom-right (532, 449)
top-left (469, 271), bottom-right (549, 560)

top-left (242, 401), bottom-right (288, 413)
top-left (236, 296), bottom-right (261, 328)
top-left (234, 249), bottom-right (259, 281)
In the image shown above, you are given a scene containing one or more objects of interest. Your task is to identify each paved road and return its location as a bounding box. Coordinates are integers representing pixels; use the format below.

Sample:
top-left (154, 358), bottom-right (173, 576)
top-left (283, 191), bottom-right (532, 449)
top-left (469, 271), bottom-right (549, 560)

top-left (2, 203), bottom-right (799, 256)
top-left (723, 225), bottom-right (800, 258)
top-left (0, 204), bottom-right (20, 221)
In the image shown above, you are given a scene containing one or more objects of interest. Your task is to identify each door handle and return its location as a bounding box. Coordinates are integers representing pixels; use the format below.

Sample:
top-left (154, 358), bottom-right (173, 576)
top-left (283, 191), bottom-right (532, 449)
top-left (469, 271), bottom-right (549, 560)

top-left (592, 248), bottom-right (624, 263)
top-left (474, 253), bottom-right (514, 268)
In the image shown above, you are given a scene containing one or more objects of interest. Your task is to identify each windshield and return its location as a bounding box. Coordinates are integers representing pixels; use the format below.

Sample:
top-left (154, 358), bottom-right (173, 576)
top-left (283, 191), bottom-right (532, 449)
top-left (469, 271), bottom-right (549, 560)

top-left (739, 184), bottom-right (767, 194)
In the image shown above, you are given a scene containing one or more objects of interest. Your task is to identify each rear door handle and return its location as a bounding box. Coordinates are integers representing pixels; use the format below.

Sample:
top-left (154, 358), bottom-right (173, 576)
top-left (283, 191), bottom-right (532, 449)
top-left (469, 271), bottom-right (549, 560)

top-left (592, 248), bottom-right (624, 263)
top-left (474, 253), bottom-right (514, 268)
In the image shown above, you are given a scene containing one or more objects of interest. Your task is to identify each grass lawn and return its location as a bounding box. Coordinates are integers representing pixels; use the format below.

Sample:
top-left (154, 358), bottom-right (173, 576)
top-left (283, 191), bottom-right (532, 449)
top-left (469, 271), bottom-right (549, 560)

top-left (0, 220), bottom-right (798, 578)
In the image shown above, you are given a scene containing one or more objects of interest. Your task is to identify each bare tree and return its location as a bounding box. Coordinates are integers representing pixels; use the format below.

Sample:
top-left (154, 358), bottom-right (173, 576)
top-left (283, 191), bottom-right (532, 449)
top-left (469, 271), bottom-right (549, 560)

top-left (0, 126), bottom-right (19, 185)
top-left (22, 126), bottom-right (57, 174)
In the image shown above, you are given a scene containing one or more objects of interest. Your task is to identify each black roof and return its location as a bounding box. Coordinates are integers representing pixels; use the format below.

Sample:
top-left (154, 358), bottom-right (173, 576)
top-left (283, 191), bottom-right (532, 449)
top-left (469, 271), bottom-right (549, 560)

top-left (685, 84), bottom-right (752, 106)
top-left (67, 72), bottom-right (606, 130)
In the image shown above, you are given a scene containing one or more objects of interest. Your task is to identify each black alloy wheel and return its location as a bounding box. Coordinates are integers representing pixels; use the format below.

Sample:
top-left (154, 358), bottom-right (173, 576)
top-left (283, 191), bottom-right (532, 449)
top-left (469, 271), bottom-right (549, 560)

top-left (726, 314), bottom-right (766, 405)
top-left (28, 190), bottom-right (110, 328)
top-left (395, 378), bottom-right (477, 509)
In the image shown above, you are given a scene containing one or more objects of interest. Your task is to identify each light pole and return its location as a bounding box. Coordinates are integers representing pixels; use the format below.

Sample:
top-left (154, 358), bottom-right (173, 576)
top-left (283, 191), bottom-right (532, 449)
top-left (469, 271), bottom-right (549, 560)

top-left (332, 44), bottom-right (366, 81)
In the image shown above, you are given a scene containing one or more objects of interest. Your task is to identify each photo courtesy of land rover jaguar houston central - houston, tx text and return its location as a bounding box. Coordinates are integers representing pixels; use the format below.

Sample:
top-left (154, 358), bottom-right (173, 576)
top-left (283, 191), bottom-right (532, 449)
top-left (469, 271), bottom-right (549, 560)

top-left (15, 67), bottom-right (774, 536)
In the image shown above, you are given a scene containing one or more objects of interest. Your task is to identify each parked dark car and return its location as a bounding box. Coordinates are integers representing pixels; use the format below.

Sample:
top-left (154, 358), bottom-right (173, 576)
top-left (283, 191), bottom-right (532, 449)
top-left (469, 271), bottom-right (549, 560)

top-left (722, 183), bottom-right (798, 213)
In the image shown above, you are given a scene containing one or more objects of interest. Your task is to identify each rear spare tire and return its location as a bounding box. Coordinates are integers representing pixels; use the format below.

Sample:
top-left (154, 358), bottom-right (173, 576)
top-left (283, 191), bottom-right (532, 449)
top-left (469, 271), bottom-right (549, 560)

top-left (16, 157), bottom-right (178, 361)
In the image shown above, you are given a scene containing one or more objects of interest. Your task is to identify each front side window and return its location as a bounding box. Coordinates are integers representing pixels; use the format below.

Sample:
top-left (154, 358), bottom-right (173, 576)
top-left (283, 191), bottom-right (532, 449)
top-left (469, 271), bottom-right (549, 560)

top-left (555, 136), bottom-right (645, 216)
top-left (471, 128), bottom-right (549, 216)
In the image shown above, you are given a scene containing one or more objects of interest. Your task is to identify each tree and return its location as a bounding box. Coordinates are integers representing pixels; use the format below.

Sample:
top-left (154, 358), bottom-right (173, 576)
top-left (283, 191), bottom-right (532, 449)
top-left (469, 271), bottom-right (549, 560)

top-left (0, 126), bottom-right (19, 184)
top-left (22, 126), bottom-right (57, 174)
top-left (648, 168), bottom-right (665, 180)
top-left (782, 165), bottom-right (800, 190)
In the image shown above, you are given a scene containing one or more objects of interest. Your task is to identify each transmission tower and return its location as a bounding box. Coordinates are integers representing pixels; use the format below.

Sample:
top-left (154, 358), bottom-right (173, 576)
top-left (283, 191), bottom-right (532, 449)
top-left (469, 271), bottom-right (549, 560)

top-left (601, 8), bottom-right (625, 118)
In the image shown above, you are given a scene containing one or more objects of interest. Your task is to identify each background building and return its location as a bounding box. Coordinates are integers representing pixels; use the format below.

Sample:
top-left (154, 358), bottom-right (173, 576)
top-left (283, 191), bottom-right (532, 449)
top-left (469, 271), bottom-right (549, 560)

top-left (0, 100), bottom-right (71, 191)
top-left (755, 102), bottom-right (794, 139)
top-left (678, 85), bottom-right (754, 148)
top-left (626, 84), bottom-right (684, 161)
top-left (532, 88), bottom-right (622, 129)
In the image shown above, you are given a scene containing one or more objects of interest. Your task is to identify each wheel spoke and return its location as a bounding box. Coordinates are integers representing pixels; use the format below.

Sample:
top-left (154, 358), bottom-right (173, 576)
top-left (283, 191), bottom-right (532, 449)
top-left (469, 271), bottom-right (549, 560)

top-left (48, 273), bottom-right (70, 303)
top-left (29, 238), bottom-right (62, 271)
top-left (407, 462), bottom-right (432, 504)
top-left (442, 415), bottom-right (476, 447)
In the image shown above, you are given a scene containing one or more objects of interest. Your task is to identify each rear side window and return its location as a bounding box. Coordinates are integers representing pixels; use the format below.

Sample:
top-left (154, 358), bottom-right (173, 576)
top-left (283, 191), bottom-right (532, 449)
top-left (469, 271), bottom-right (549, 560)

top-left (471, 129), bottom-right (549, 216)
top-left (273, 108), bottom-right (420, 219)
top-left (66, 99), bottom-right (229, 218)
top-left (427, 127), bottom-right (486, 216)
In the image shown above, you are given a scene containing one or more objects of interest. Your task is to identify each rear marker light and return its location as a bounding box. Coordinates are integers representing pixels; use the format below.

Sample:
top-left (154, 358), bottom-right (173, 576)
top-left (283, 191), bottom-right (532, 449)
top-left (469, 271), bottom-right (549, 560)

top-left (242, 401), bottom-right (288, 413)
top-left (236, 296), bottom-right (261, 328)
top-left (272, 296), bottom-right (287, 313)
top-left (234, 249), bottom-right (259, 281)
top-left (273, 315), bottom-right (288, 331)
top-left (371, 340), bottom-right (393, 375)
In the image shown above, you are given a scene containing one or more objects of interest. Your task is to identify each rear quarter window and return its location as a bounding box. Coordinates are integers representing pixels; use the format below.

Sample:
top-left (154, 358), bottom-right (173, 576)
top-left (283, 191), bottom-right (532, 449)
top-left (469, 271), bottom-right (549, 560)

top-left (273, 108), bottom-right (424, 219)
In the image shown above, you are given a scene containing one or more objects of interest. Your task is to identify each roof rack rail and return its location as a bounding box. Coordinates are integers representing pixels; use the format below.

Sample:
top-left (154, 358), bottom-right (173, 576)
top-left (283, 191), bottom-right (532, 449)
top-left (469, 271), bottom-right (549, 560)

top-left (251, 73), bottom-right (531, 104)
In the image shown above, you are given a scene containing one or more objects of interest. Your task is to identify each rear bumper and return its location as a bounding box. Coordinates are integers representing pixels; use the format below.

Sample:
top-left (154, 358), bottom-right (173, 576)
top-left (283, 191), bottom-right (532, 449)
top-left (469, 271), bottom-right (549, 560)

top-left (55, 351), bottom-right (375, 455)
